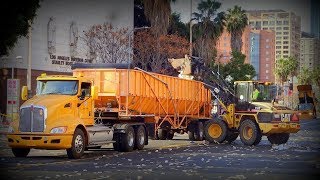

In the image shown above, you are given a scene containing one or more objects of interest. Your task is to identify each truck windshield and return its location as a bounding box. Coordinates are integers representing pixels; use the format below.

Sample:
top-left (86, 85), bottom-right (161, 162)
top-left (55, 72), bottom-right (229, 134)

top-left (252, 84), bottom-right (277, 102)
top-left (36, 80), bottom-right (78, 95)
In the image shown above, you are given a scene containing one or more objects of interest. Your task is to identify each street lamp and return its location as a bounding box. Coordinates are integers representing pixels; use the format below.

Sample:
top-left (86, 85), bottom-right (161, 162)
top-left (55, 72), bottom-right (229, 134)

top-left (12, 56), bottom-right (23, 79)
top-left (27, 20), bottom-right (32, 98)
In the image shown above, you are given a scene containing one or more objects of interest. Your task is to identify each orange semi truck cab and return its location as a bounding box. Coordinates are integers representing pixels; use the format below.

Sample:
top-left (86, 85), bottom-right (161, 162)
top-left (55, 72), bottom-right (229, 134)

top-left (7, 66), bottom-right (149, 159)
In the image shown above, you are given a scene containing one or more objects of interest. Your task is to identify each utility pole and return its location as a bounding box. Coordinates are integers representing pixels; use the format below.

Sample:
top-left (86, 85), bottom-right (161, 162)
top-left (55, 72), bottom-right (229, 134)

top-left (27, 20), bottom-right (32, 98)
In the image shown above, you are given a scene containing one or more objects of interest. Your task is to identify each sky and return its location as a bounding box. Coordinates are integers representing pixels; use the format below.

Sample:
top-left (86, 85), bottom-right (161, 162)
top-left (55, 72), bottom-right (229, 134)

top-left (171, 0), bottom-right (311, 33)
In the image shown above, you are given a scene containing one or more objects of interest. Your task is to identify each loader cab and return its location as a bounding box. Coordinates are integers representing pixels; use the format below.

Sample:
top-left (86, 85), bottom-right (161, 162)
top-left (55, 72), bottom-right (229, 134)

top-left (234, 81), bottom-right (276, 103)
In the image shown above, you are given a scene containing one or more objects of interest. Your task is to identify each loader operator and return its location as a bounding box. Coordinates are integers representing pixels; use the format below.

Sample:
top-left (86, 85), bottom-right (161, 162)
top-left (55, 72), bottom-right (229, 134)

top-left (252, 86), bottom-right (262, 101)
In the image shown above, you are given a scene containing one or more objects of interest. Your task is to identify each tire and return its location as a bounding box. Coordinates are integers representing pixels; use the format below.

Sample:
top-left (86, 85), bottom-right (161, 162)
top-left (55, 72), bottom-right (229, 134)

top-left (135, 126), bottom-right (146, 150)
top-left (67, 129), bottom-right (86, 159)
top-left (113, 133), bottom-right (120, 151)
top-left (157, 128), bottom-right (167, 140)
top-left (188, 123), bottom-right (195, 141)
top-left (225, 130), bottom-right (239, 143)
top-left (146, 123), bottom-right (157, 140)
top-left (239, 119), bottom-right (262, 146)
top-left (12, 148), bottom-right (30, 157)
top-left (119, 126), bottom-right (135, 152)
top-left (204, 119), bottom-right (227, 143)
top-left (194, 122), bottom-right (204, 141)
top-left (267, 133), bottom-right (290, 145)
top-left (167, 131), bottom-right (174, 140)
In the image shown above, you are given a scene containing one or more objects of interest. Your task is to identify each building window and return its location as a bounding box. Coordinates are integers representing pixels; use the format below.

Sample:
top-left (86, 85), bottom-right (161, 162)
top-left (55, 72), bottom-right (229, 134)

top-left (270, 27), bottom-right (275, 30)
top-left (266, 57), bottom-right (270, 61)
top-left (276, 41), bottom-right (281, 45)
top-left (266, 39), bottom-right (270, 42)
top-left (276, 51), bottom-right (281, 54)
top-left (276, 20), bottom-right (282, 25)
top-left (276, 37), bottom-right (281, 40)
top-left (276, 32), bottom-right (282, 35)
top-left (283, 32), bottom-right (289, 35)
top-left (266, 51), bottom-right (269, 55)
top-left (266, 70), bottom-right (269, 73)
top-left (283, 27), bottom-right (289, 30)
top-left (283, 50), bottom-right (289, 54)
top-left (276, 27), bottom-right (282, 30)
top-left (283, 36), bottom-right (289, 40)
top-left (266, 76), bottom-right (269, 80)
top-left (263, 27), bottom-right (268, 30)
top-left (266, 45), bottom-right (270, 48)
top-left (269, 21), bottom-right (275, 25)
top-left (263, 21), bottom-right (268, 26)
top-left (283, 46), bottom-right (289, 49)
top-left (266, 64), bottom-right (269, 67)
top-left (283, 20), bottom-right (289, 25)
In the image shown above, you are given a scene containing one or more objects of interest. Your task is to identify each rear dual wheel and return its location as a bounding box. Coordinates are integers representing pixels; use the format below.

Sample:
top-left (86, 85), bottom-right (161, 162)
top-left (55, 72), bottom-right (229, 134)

top-left (157, 128), bottom-right (174, 140)
top-left (188, 122), bottom-right (204, 141)
top-left (113, 125), bottom-right (146, 152)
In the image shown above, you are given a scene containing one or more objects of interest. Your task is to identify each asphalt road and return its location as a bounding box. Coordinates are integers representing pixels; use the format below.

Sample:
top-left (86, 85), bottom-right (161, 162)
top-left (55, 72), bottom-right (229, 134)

top-left (0, 119), bottom-right (319, 180)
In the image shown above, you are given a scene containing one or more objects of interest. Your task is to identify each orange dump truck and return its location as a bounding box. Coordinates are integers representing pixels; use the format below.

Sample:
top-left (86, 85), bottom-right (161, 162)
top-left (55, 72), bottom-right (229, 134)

top-left (7, 64), bottom-right (211, 158)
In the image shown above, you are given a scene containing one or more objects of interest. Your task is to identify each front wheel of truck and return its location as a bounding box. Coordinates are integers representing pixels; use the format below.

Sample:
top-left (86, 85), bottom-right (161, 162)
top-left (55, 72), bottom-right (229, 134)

top-left (267, 133), bottom-right (290, 145)
top-left (12, 148), bottom-right (30, 157)
top-left (67, 129), bottom-right (85, 159)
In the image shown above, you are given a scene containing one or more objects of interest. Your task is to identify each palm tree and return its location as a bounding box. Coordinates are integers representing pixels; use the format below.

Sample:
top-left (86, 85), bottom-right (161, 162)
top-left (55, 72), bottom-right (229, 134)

top-left (192, 0), bottom-right (225, 64)
top-left (225, 5), bottom-right (248, 52)
top-left (143, 0), bottom-right (173, 36)
top-left (275, 57), bottom-right (298, 85)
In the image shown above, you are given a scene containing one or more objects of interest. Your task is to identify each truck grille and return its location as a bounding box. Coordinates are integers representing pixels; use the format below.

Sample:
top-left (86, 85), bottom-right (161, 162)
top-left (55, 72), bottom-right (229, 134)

top-left (19, 106), bottom-right (45, 132)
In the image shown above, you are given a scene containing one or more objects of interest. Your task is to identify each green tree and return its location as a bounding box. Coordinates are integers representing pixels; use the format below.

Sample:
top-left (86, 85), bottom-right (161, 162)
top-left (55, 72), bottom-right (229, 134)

top-left (274, 57), bottom-right (298, 85)
top-left (312, 67), bottom-right (320, 89)
top-left (192, 0), bottom-right (225, 64)
top-left (225, 5), bottom-right (248, 52)
top-left (217, 51), bottom-right (256, 85)
top-left (0, 0), bottom-right (41, 56)
top-left (298, 66), bottom-right (313, 85)
top-left (168, 13), bottom-right (188, 38)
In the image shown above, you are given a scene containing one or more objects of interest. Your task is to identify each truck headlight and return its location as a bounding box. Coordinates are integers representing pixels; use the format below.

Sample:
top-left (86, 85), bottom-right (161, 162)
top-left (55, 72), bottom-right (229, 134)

top-left (7, 126), bottom-right (14, 133)
top-left (50, 127), bottom-right (67, 134)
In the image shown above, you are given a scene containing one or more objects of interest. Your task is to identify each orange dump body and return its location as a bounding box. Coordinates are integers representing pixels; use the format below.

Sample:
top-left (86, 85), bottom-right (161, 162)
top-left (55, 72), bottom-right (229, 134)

top-left (73, 68), bottom-right (212, 129)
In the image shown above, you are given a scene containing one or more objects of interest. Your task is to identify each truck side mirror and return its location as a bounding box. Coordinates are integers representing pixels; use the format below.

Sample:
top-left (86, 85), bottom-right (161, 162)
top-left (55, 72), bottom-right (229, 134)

top-left (79, 90), bottom-right (86, 100)
top-left (91, 86), bottom-right (98, 100)
top-left (21, 86), bottom-right (28, 100)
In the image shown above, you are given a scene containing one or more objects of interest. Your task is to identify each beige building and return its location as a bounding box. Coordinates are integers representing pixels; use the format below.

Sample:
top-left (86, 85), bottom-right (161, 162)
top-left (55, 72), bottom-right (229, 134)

top-left (300, 32), bottom-right (320, 71)
top-left (246, 10), bottom-right (301, 62)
